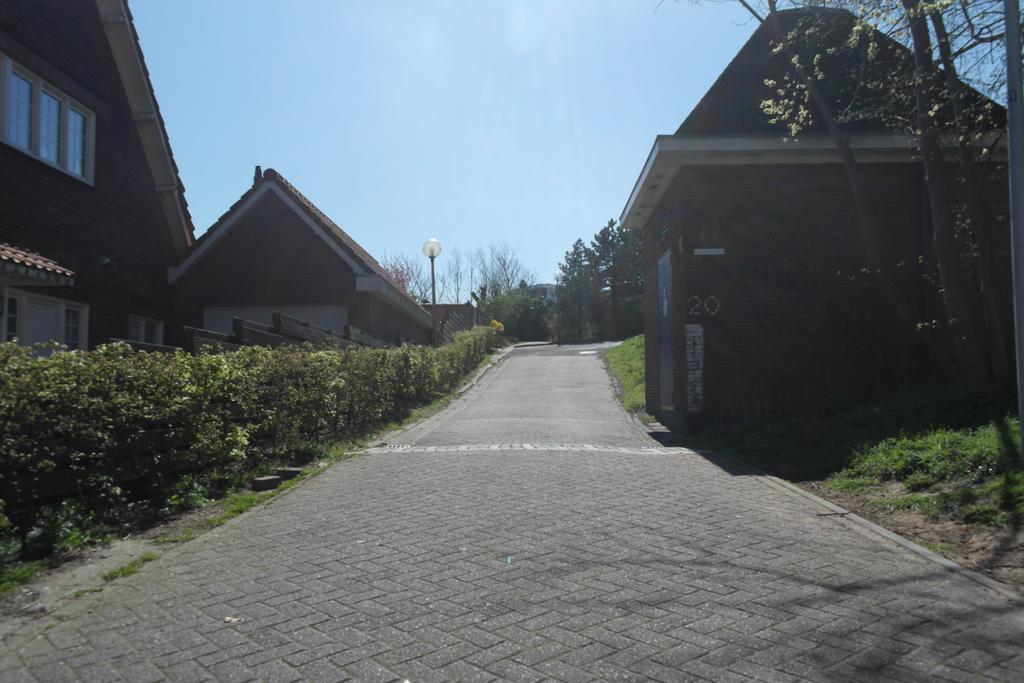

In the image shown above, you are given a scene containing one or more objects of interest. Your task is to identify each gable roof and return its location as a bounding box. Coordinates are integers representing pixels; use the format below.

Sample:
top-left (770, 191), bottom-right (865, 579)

top-left (170, 168), bottom-right (432, 328)
top-left (96, 0), bottom-right (194, 255)
top-left (619, 7), bottom-right (1006, 230)
top-left (679, 7), bottom-right (1003, 136)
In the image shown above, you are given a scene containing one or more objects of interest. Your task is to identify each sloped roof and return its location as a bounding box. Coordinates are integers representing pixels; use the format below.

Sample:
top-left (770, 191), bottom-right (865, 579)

top-left (174, 168), bottom-right (429, 321)
top-left (97, 0), bottom-right (194, 253)
top-left (260, 170), bottom-right (414, 300)
top-left (0, 242), bottom-right (75, 284)
top-left (679, 7), bottom-right (1003, 136)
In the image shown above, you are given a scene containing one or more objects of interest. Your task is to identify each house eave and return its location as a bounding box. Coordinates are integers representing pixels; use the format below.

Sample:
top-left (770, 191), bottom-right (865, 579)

top-left (619, 133), bottom-right (928, 230)
top-left (97, 0), bottom-right (194, 256)
top-left (355, 275), bottom-right (433, 329)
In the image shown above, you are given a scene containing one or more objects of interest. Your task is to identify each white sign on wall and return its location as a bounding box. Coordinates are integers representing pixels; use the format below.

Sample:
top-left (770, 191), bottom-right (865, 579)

top-left (686, 324), bottom-right (704, 413)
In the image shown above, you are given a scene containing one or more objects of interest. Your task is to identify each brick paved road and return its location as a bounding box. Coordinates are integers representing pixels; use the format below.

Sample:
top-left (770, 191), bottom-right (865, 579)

top-left (3, 343), bottom-right (1023, 681)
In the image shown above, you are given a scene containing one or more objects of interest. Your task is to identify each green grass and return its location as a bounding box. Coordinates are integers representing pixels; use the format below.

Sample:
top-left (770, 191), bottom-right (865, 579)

top-left (917, 540), bottom-right (957, 555)
top-left (604, 336), bottom-right (646, 413)
top-left (101, 552), bottom-right (158, 582)
top-left (0, 560), bottom-right (43, 594)
top-left (693, 382), bottom-right (1023, 527)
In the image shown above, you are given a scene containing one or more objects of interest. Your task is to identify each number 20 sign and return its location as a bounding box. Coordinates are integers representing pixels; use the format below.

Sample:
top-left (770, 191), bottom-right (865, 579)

top-left (687, 295), bottom-right (720, 316)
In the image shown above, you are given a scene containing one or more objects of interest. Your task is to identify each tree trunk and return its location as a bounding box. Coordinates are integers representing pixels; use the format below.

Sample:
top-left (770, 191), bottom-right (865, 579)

top-left (753, 2), bottom-right (940, 358)
top-left (902, 0), bottom-right (991, 388)
top-left (930, 9), bottom-right (1011, 382)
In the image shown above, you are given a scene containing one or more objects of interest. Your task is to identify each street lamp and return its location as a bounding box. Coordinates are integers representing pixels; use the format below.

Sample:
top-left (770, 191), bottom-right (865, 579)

top-left (423, 238), bottom-right (442, 344)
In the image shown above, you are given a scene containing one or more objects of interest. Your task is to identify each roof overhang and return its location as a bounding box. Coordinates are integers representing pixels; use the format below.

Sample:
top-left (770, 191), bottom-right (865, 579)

top-left (0, 262), bottom-right (74, 287)
top-left (356, 275), bottom-right (433, 329)
top-left (97, 0), bottom-right (194, 256)
top-left (619, 133), bottom-right (923, 229)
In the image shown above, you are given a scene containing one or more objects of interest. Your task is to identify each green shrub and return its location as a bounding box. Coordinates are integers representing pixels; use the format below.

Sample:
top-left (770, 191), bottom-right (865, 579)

top-left (0, 326), bottom-right (498, 561)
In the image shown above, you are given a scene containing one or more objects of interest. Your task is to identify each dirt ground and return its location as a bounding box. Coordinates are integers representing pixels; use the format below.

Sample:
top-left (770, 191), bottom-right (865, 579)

top-left (0, 501), bottom-right (229, 646)
top-left (801, 481), bottom-right (1024, 590)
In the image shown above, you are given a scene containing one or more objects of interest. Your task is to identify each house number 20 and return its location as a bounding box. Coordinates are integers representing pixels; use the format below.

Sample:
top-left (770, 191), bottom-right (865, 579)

top-left (687, 295), bottom-right (720, 316)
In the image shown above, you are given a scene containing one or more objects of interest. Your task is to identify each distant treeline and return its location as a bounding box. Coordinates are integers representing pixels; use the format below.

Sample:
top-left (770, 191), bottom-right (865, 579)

top-left (552, 219), bottom-right (643, 343)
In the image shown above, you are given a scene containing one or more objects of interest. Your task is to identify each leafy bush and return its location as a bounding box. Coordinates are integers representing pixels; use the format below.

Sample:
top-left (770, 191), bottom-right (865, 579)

top-left (0, 326), bottom-right (498, 557)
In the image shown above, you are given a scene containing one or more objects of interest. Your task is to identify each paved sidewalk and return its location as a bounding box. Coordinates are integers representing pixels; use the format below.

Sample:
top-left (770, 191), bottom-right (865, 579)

top-left (2, 343), bottom-right (1023, 681)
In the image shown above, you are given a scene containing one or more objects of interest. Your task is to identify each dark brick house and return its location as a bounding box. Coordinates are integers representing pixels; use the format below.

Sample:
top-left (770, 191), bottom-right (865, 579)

top-left (0, 0), bottom-right (193, 349)
top-left (171, 168), bottom-right (433, 345)
top-left (620, 9), bottom-right (1008, 433)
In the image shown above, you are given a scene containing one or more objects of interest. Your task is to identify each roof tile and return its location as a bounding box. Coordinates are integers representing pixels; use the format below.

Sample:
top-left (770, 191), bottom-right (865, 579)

top-left (0, 242), bottom-right (75, 277)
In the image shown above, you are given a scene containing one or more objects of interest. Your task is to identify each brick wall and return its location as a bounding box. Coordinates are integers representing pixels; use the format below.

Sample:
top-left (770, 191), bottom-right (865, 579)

top-left (642, 161), bottom-right (990, 431)
top-left (0, 0), bottom-right (182, 347)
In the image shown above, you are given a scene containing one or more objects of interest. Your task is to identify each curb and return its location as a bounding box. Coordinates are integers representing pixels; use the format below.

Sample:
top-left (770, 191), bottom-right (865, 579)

top-left (366, 345), bottom-right (516, 448)
top-left (644, 422), bottom-right (1024, 606)
top-left (758, 473), bottom-right (1024, 604)
top-left (457, 344), bottom-right (515, 396)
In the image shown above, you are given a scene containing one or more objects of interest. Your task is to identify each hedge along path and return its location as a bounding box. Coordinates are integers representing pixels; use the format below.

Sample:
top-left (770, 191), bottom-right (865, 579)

top-left (0, 326), bottom-right (500, 555)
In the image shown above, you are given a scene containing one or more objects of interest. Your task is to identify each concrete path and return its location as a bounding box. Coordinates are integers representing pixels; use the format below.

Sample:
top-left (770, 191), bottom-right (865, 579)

top-left (3, 343), bottom-right (1023, 681)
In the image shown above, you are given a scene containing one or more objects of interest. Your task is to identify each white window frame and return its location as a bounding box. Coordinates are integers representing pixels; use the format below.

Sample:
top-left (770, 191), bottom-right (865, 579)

top-left (129, 315), bottom-right (164, 345)
top-left (0, 53), bottom-right (95, 184)
top-left (4, 288), bottom-right (89, 350)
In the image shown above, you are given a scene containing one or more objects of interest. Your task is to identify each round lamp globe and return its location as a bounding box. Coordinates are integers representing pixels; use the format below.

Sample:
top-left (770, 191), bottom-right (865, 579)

top-left (422, 238), bottom-right (442, 259)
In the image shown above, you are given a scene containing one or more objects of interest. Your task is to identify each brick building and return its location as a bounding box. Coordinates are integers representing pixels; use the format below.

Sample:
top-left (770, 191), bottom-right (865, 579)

top-left (171, 168), bottom-right (433, 346)
top-left (0, 0), bottom-right (193, 349)
top-left (619, 9), bottom-right (1009, 433)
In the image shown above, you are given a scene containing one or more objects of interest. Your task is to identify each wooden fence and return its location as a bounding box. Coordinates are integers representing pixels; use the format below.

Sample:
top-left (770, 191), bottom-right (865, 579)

top-left (116, 312), bottom-right (389, 354)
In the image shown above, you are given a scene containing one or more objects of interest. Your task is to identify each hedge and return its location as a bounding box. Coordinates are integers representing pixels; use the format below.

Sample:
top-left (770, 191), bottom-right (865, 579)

top-left (0, 326), bottom-right (498, 553)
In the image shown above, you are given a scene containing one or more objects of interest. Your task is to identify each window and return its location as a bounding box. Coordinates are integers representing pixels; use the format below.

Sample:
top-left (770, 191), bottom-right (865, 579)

top-left (2, 290), bottom-right (87, 349)
top-left (63, 308), bottom-right (80, 350)
top-left (68, 107), bottom-right (86, 176)
top-left (2, 54), bottom-right (94, 182)
top-left (129, 315), bottom-right (163, 345)
top-left (7, 71), bottom-right (31, 150)
top-left (40, 91), bottom-right (60, 163)
top-left (5, 297), bottom-right (17, 341)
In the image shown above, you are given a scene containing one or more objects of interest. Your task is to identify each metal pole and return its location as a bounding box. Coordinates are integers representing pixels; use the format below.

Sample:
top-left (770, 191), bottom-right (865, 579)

top-left (1006, 0), bottom-right (1024, 425)
top-left (430, 255), bottom-right (438, 344)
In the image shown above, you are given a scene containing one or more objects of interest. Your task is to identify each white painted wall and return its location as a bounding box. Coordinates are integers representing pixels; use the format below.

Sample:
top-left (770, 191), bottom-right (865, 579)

top-left (202, 305), bottom-right (348, 335)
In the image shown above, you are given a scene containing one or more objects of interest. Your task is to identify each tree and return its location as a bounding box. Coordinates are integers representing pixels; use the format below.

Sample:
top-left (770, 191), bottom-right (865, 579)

top-left (552, 220), bottom-right (644, 343)
top-left (554, 239), bottom-right (595, 343)
top-left (473, 242), bottom-right (537, 296)
top-left (441, 247), bottom-right (466, 303)
top-left (480, 289), bottom-right (552, 341)
top-left (704, 0), bottom-right (1013, 388)
top-left (380, 252), bottom-right (430, 301)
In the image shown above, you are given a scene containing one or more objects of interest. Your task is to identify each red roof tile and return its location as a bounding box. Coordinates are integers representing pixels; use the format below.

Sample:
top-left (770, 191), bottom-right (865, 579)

top-left (0, 242), bottom-right (75, 278)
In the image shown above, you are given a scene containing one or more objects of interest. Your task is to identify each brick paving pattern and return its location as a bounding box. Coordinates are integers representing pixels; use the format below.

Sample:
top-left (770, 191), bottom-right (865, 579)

top-left (2, 344), bottom-right (1022, 681)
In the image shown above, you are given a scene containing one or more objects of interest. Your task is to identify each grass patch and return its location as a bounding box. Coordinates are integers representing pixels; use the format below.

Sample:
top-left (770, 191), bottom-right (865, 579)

top-left (101, 552), bottom-right (158, 582)
top-left (917, 540), bottom-right (957, 555)
top-left (868, 494), bottom-right (938, 514)
top-left (0, 560), bottom-right (43, 594)
top-left (691, 382), bottom-right (1023, 527)
top-left (604, 336), bottom-right (645, 413)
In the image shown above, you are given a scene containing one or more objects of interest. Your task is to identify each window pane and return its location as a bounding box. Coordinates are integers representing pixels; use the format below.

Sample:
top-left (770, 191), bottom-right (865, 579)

top-left (6, 298), bottom-right (17, 342)
top-left (7, 73), bottom-right (32, 150)
top-left (68, 108), bottom-right (86, 176)
top-left (63, 308), bottom-right (80, 349)
top-left (40, 92), bottom-right (61, 163)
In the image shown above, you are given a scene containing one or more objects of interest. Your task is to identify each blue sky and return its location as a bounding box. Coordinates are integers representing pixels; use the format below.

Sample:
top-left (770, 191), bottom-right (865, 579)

top-left (132, 0), bottom-right (755, 286)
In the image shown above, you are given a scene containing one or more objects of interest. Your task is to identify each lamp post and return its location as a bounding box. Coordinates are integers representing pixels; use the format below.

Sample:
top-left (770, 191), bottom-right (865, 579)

top-left (423, 238), bottom-right (442, 344)
top-left (1006, 0), bottom-right (1024, 429)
